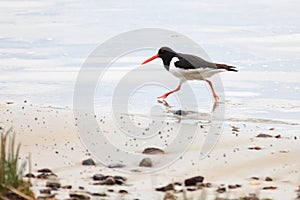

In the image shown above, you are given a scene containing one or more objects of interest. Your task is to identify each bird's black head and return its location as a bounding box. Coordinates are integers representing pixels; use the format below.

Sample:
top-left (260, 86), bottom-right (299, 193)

top-left (157, 47), bottom-right (176, 59)
top-left (141, 47), bottom-right (176, 69)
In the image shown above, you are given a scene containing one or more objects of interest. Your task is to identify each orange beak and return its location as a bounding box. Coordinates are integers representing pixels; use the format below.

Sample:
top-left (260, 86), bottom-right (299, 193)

top-left (141, 54), bottom-right (159, 65)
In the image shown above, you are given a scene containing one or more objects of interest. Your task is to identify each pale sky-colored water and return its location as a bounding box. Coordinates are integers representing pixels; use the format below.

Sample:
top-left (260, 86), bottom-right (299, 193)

top-left (0, 0), bottom-right (299, 123)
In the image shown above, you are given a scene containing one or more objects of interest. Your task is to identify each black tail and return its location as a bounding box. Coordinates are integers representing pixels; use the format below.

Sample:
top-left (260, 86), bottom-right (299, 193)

top-left (216, 63), bottom-right (238, 72)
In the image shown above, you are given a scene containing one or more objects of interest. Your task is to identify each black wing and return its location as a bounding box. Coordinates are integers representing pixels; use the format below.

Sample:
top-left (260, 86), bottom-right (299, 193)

top-left (174, 53), bottom-right (217, 70)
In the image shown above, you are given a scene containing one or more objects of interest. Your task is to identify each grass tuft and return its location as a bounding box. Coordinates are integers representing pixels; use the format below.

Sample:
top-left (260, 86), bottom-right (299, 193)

top-left (0, 128), bottom-right (35, 200)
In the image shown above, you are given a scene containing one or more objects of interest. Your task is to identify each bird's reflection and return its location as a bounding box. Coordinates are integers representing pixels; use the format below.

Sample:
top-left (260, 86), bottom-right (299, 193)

top-left (157, 98), bottom-right (225, 158)
top-left (157, 98), bottom-right (220, 114)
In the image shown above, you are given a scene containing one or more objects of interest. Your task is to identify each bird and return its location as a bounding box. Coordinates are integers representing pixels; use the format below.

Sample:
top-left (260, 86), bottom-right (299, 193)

top-left (141, 47), bottom-right (237, 101)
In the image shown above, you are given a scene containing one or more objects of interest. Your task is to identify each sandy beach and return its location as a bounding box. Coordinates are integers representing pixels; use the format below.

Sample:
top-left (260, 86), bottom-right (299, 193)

top-left (0, 96), bottom-right (299, 199)
top-left (1, 0), bottom-right (299, 199)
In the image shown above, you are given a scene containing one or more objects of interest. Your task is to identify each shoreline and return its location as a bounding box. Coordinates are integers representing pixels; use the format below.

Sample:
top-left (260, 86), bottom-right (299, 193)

top-left (0, 102), bottom-right (299, 199)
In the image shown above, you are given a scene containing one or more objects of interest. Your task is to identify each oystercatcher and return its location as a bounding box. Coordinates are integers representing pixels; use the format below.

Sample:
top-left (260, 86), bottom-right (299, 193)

top-left (141, 47), bottom-right (237, 101)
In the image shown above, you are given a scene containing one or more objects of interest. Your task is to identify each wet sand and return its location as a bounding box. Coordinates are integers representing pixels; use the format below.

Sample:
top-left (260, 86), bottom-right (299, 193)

top-left (0, 100), bottom-right (299, 199)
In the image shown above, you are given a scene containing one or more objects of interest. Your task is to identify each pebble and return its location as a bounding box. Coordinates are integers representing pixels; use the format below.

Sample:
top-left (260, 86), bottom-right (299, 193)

top-left (62, 185), bottom-right (72, 189)
top-left (156, 183), bottom-right (175, 192)
top-left (38, 168), bottom-right (53, 173)
top-left (39, 188), bottom-right (51, 194)
top-left (265, 177), bottom-right (273, 181)
top-left (216, 186), bottom-right (226, 193)
top-left (248, 146), bottom-right (262, 150)
top-left (93, 174), bottom-right (106, 181)
top-left (186, 187), bottom-right (197, 191)
top-left (108, 163), bottom-right (125, 168)
top-left (119, 189), bottom-right (128, 194)
top-left (262, 186), bottom-right (277, 190)
top-left (173, 110), bottom-right (188, 116)
top-left (37, 172), bottom-right (56, 179)
top-left (139, 158), bottom-right (153, 167)
top-left (250, 180), bottom-right (260, 186)
top-left (232, 126), bottom-right (239, 132)
top-left (203, 182), bottom-right (212, 188)
top-left (25, 173), bottom-right (35, 178)
top-left (114, 175), bottom-right (127, 182)
top-left (69, 191), bottom-right (91, 200)
top-left (87, 192), bottom-right (107, 197)
top-left (37, 193), bottom-right (56, 200)
top-left (82, 158), bottom-right (96, 166)
top-left (46, 176), bottom-right (61, 189)
top-left (99, 176), bottom-right (116, 185)
top-left (184, 176), bottom-right (204, 186)
top-left (142, 147), bottom-right (165, 155)
top-left (256, 133), bottom-right (272, 138)
top-left (228, 184), bottom-right (241, 189)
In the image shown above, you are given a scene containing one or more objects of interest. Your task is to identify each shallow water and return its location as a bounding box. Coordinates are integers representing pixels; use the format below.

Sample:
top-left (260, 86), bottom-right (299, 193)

top-left (0, 0), bottom-right (299, 125)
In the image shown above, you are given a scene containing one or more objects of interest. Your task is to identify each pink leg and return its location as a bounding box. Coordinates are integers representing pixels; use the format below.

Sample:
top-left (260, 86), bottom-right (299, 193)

top-left (206, 79), bottom-right (219, 101)
top-left (158, 83), bottom-right (182, 99)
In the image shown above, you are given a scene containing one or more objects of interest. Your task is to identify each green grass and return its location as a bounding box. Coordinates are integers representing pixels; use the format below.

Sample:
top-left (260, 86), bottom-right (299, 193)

top-left (0, 128), bottom-right (35, 200)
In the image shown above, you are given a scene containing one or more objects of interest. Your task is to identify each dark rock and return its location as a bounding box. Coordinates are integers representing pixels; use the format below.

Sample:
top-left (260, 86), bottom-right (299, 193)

top-left (119, 189), bottom-right (128, 194)
top-left (25, 173), bottom-right (35, 178)
top-left (251, 177), bottom-right (259, 180)
top-left (265, 177), bottom-right (273, 181)
top-left (173, 110), bottom-right (188, 116)
top-left (114, 175), bottom-right (127, 181)
top-left (216, 186), bottom-right (226, 193)
top-left (187, 187), bottom-right (197, 191)
top-left (39, 188), bottom-right (51, 194)
top-left (275, 134), bottom-right (281, 138)
top-left (240, 193), bottom-right (259, 200)
top-left (184, 176), bottom-right (204, 186)
top-left (115, 179), bottom-right (125, 185)
top-left (107, 189), bottom-right (114, 192)
top-left (38, 168), bottom-right (53, 173)
top-left (232, 126), bottom-right (239, 132)
top-left (108, 163), bottom-right (125, 168)
top-left (37, 193), bottom-right (56, 199)
top-left (82, 158), bottom-right (96, 166)
top-left (262, 186), bottom-right (277, 190)
top-left (203, 182), bottom-right (212, 188)
top-left (62, 185), bottom-right (72, 189)
top-left (142, 147), bottom-right (165, 155)
top-left (101, 176), bottom-right (116, 185)
top-left (228, 184), bottom-right (241, 189)
top-left (86, 191), bottom-right (107, 197)
top-left (139, 158), bottom-right (153, 167)
top-left (156, 183), bottom-right (174, 192)
top-left (79, 186), bottom-right (85, 190)
top-left (6, 102), bottom-right (14, 104)
top-left (269, 127), bottom-right (275, 130)
top-left (93, 174), bottom-right (106, 181)
top-left (37, 172), bottom-right (56, 179)
top-left (46, 176), bottom-right (61, 189)
top-left (256, 133), bottom-right (272, 138)
top-left (248, 146), bottom-right (262, 150)
top-left (69, 191), bottom-right (91, 200)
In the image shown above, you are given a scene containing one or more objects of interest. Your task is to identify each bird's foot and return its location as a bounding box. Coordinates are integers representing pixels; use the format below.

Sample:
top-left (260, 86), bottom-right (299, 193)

top-left (157, 99), bottom-right (170, 107)
top-left (214, 94), bottom-right (219, 102)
